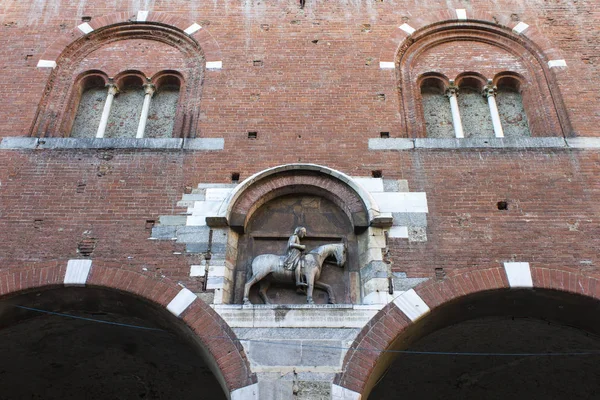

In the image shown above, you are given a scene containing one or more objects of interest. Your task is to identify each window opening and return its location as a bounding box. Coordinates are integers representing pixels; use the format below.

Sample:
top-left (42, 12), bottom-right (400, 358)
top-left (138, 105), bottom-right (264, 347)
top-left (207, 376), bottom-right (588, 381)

top-left (71, 75), bottom-right (107, 138)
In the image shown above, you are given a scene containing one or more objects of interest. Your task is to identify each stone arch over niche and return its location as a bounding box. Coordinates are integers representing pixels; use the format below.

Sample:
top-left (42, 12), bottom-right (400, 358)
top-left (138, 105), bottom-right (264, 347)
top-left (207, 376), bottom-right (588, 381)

top-left (378, 10), bottom-right (571, 138)
top-left (209, 164), bottom-right (390, 305)
top-left (333, 265), bottom-right (600, 399)
top-left (30, 17), bottom-right (211, 138)
top-left (0, 263), bottom-right (256, 397)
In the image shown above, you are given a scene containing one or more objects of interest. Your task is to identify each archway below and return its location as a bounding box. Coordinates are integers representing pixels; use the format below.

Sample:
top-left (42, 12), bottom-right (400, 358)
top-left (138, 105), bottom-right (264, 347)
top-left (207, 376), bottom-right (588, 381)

top-left (350, 287), bottom-right (600, 399)
top-left (0, 287), bottom-right (227, 399)
top-left (370, 315), bottom-right (600, 399)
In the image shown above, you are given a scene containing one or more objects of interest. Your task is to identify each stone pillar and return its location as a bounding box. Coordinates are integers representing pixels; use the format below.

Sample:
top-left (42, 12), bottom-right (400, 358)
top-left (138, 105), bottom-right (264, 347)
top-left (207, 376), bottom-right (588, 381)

top-left (96, 83), bottom-right (118, 139)
top-left (483, 81), bottom-right (505, 138)
top-left (446, 83), bottom-right (465, 138)
top-left (136, 83), bottom-right (156, 139)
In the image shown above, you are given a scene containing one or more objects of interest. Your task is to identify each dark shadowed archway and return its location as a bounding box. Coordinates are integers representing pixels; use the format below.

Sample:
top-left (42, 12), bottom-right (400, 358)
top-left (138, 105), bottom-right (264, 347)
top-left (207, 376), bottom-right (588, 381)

top-left (0, 263), bottom-right (256, 399)
top-left (335, 266), bottom-right (600, 399)
top-left (369, 289), bottom-right (600, 399)
top-left (0, 286), bottom-right (227, 399)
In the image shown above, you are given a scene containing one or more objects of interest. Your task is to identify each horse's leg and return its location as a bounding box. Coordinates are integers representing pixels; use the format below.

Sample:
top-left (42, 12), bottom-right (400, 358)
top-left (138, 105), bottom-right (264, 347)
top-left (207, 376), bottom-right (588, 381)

top-left (305, 268), bottom-right (317, 304)
top-left (314, 280), bottom-right (336, 304)
top-left (258, 280), bottom-right (272, 304)
top-left (243, 274), bottom-right (258, 305)
top-left (243, 269), bottom-right (271, 305)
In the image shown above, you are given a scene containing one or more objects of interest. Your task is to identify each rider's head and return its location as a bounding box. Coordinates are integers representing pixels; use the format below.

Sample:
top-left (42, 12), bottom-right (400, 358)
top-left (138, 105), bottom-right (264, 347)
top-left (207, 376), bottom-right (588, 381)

top-left (295, 226), bottom-right (307, 238)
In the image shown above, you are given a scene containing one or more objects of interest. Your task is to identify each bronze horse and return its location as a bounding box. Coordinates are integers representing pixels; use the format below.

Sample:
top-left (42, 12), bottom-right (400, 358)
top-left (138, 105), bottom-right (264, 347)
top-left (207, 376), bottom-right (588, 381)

top-left (243, 243), bottom-right (346, 305)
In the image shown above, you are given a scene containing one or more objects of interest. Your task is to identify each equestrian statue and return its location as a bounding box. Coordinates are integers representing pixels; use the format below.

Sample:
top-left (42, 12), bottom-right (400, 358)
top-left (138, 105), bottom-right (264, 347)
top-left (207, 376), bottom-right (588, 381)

top-left (243, 226), bottom-right (346, 305)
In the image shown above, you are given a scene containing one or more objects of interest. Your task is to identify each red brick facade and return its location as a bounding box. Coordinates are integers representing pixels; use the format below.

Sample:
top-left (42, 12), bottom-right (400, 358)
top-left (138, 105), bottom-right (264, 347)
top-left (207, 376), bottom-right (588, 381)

top-left (1, 1), bottom-right (599, 397)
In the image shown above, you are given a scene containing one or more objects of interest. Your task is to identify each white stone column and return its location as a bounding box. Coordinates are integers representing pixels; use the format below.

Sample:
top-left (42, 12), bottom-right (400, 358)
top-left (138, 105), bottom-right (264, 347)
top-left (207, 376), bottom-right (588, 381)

top-left (136, 83), bottom-right (156, 139)
top-left (96, 83), bottom-right (118, 138)
top-left (483, 81), bottom-right (504, 138)
top-left (446, 84), bottom-right (464, 138)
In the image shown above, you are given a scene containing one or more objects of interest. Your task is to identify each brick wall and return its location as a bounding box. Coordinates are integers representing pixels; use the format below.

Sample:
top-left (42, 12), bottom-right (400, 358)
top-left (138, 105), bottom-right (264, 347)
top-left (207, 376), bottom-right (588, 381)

top-left (0, 0), bottom-right (597, 138)
top-left (1, 2), bottom-right (599, 397)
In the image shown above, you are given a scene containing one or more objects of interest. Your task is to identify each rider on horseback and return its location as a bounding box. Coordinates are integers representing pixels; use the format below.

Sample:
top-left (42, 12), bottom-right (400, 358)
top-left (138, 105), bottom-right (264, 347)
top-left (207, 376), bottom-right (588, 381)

top-left (283, 226), bottom-right (308, 287)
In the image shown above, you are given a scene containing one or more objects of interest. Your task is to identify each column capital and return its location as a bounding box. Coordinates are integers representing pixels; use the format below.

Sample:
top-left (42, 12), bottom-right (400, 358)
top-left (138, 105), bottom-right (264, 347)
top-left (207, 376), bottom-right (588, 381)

top-left (445, 84), bottom-right (459, 98)
top-left (482, 83), bottom-right (497, 98)
top-left (143, 83), bottom-right (156, 96)
top-left (106, 83), bottom-right (119, 96)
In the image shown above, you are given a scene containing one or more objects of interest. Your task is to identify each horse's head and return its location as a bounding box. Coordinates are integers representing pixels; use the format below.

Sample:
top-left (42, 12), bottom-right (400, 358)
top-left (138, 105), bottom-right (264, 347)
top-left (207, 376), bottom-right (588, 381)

top-left (335, 243), bottom-right (346, 267)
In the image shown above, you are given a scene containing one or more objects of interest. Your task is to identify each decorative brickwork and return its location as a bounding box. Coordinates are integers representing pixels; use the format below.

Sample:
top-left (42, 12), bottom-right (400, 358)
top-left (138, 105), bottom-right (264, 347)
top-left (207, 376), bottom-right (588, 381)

top-left (391, 20), bottom-right (570, 138)
top-left (31, 19), bottom-right (209, 138)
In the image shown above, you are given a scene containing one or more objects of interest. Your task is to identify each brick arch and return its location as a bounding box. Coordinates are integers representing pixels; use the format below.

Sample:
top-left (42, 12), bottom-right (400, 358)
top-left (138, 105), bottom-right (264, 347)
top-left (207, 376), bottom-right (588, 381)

top-left (38, 11), bottom-right (221, 65)
top-left (334, 265), bottom-right (600, 398)
top-left (0, 262), bottom-right (256, 394)
top-left (382, 16), bottom-right (571, 138)
top-left (221, 164), bottom-right (380, 233)
top-left (378, 9), bottom-right (561, 65)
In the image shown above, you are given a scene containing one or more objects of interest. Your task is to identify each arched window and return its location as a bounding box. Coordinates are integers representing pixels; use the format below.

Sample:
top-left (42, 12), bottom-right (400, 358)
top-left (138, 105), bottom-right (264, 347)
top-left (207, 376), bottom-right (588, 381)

top-left (495, 74), bottom-right (530, 137)
top-left (456, 74), bottom-right (493, 138)
top-left (71, 72), bottom-right (108, 138)
top-left (105, 73), bottom-right (146, 138)
top-left (145, 73), bottom-right (182, 138)
top-left (31, 23), bottom-right (205, 138)
top-left (420, 75), bottom-right (454, 138)
top-left (398, 21), bottom-right (570, 138)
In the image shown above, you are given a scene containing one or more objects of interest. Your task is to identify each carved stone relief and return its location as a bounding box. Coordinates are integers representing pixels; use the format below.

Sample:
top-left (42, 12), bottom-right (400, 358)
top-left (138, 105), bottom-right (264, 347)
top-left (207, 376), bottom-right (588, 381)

top-left (235, 195), bottom-right (358, 305)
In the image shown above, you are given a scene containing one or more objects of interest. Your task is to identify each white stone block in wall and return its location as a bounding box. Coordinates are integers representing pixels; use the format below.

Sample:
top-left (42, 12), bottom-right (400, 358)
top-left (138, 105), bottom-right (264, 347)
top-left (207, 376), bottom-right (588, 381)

top-left (37, 60), bottom-right (57, 68)
top-left (213, 288), bottom-right (224, 304)
top-left (184, 23), bottom-right (202, 35)
top-left (503, 262), bottom-right (533, 288)
top-left (331, 384), bottom-right (362, 400)
top-left (362, 291), bottom-right (390, 305)
top-left (393, 289), bottom-right (430, 322)
top-left (388, 226), bottom-right (409, 238)
top-left (548, 59), bottom-right (567, 68)
top-left (136, 10), bottom-right (149, 21)
top-left (77, 22), bottom-right (94, 34)
top-left (399, 23), bottom-right (415, 35)
top-left (379, 61), bottom-right (395, 69)
top-left (405, 193), bottom-right (428, 212)
top-left (207, 265), bottom-right (233, 283)
top-left (205, 188), bottom-right (233, 201)
top-left (186, 215), bottom-right (207, 226)
top-left (166, 288), bottom-right (197, 317)
top-left (64, 259), bottom-right (92, 286)
top-left (359, 247), bottom-right (384, 266)
top-left (512, 21), bottom-right (529, 34)
top-left (189, 200), bottom-right (222, 216)
top-left (352, 177), bottom-right (384, 193)
top-left (371, 192), bottom-right (428, 213)
top-left (190, 264), bottom-right (206, 277)
top-left (206, 61), bottom-right (223, 69)
top-left (231, 383), bottom-right (259, 400)
top-left (367, 233), bottom-right (386, 249)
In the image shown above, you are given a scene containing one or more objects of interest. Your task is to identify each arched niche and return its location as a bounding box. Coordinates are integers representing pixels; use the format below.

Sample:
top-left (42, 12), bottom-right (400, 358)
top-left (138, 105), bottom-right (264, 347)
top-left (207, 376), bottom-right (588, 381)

top-left (30, 23), bottom-right (204, 138)
top-left (210, 164), bottom-right (387, 306)
top-left (397, 21), bottom-right (571, 138)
